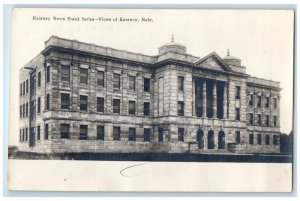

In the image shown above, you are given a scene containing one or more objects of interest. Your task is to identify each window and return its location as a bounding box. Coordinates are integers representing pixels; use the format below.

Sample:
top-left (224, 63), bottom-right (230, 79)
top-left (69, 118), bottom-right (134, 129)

top-left (61, 65), bottom-right (70, 82)
top-left (257, 96), bottom-right (262, 107)
top-left (235, 131), bottom-right (241, 144)
top-left (61, 124), bottom-right (70, 139)
top-left (249, 134), bottom-right (254, 145)
top-left (178, 76), bottom-right (184, 91)
top-left (113, 73), bottom-right (120, 89)
top-left (97, 97), bottom-right (104, 112)
top-left (144, 128), bottom-right (151, 142)
top-left (113, 99), bottom-right (120, 114)
top-left (23, 81), bottom-right (25, 95)
top-left (25, 128), bottom-right (28, 141)
top-left (46, 94), bottom-right (50, 110)
top-left (257, 114), bottom-right (262, 126)
top-left (144, 78), bottom-right (150, 92)
top-left (37, 126), bottom-right (40, 140)
top-left (79, 125), bottom-right (88, 140)
top-left (80, 68), bottom-right (88, 84)
top-left (46, 65), bottom-right (50, 83)
top-left (265, 134), bottom-right (270, 145)
top-left (178, 101), bottom-right (184, 116)
top-left (129, 101), bottom-right (136, 115)
top-left (235, 108), bottom-right (240, 120)
top-left (37, 97), bottom-right (41, 113)
top-left (22, 129), bottom-right (25, 141)
top-left (45, 124), bottom-right (49, 140)
top-left (265, 97), bottom-right (269, 108)
top-left (20, 105), bottom-right (22, 118)
top-left (20, 83), bottom-right (22, 96)
top-left (38, 71), bottom-right (41, 87)
top-left (129, 76), bottom-right (136, 91)
top-left (97, 71), bottom-right (104, 86)
top-left (22, 104), bottom-right (25, 118)
top-left (128, 128), bottom-right (136, 141)
top-left (113, 127), bottom-right (120, 141)
top-left (273, 116), bottom-right (277, 127)
top-left (144, 102), bottom-right (150, 116)
top-left (265, 115), bottom-right (270, 126)
top-left (61, 93), bottom-right (70, 109)
top-left (158, 128), bottom-right (164, 142)
top-left (273, 135), bottom-right (279, 145)
top-left (273, 98), bottom-right (277, 108)
top-left (249, 113), bottom-right (254, 125)
top-left (249, 94), bottom-right (254, 106)
top-left (257, 134), bottom-right (262, 145)
top-left (26, 79), bottom-right (28, 93)
top-left (80, 95), bottom-right (88, 111)
top-left (235, 86), bottom-right (240, 99)
top-left (178, 128), bottom-right (184, 142)
top-left (97, 126), bottom-right (104, 140)
top-left (26, 102), bottom-right (28, 117)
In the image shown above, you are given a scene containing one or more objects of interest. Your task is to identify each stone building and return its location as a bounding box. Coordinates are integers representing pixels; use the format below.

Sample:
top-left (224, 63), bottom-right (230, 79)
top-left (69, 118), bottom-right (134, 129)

top-left (18, 36), bottom-right (281, 154)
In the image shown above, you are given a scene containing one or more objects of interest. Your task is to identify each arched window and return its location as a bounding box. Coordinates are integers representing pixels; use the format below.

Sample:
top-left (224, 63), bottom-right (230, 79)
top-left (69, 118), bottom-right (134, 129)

top-left (218, 131), bottom-right (225, 149)
top-left (197, 129), bottom-right (204, 149)
top-left (208, 130), bottom-right (214, 149)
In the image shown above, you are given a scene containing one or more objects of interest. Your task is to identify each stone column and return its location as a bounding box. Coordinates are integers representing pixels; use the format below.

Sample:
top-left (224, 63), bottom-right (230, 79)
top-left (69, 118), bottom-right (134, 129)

top-left (223, 83), bottom-right (228, 119)
top-left (202, 80), bottom-right (207, 117)
top-left (192, 78), bottom-right (196, 116)
top-left (212, 81), bottom-right (217, 118)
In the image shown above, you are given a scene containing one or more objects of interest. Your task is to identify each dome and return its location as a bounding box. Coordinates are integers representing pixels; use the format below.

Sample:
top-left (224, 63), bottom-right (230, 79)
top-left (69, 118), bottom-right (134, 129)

top-left (158, 35), bottom-right (187, 55)
top-left (222, 49), bottom-right (241, 66)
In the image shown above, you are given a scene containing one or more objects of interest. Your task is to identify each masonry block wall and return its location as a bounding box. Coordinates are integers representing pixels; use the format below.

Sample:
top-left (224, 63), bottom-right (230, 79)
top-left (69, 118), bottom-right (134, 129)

top-left (18, 36), bottom-right (281, 154)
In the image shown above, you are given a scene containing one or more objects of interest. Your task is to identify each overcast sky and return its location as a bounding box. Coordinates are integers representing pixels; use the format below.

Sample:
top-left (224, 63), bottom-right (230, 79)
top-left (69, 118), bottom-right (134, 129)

top-left (10, 9), bottom-right (294, 145)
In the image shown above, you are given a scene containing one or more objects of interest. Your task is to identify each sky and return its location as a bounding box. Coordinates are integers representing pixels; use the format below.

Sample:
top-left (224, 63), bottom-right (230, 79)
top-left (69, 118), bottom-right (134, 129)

top-left (9, 8), bottom-right (294, 145)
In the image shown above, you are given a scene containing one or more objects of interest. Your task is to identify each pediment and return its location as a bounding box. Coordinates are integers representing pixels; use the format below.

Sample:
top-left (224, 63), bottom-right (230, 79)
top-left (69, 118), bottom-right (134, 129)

top-left (194, 52), bottom-right (231, 72)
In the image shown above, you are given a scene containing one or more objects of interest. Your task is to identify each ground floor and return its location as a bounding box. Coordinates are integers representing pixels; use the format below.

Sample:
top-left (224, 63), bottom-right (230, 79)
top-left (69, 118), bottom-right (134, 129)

top-left (18, 116), bottom-right (281, 154)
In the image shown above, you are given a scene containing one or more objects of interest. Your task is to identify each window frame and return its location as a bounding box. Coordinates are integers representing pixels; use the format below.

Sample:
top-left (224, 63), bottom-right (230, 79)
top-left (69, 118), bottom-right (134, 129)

top-left (80, 95), bottom-right (88, 112)
top-left (113, 127), bottom-right (121, 141)
top-left (143, 102), bottom-right (150, 116)
top-left (178, 128), bottom-right (185, 142)
top-left (113, 73), bottom-right (121, 89)
top-left (60, 124), bottom-right (70, 139)
top-left (113, 99), bottom-right (120, 114)
top-left (61, 93), bottom-right (70, 110)
top-left (97, 97), bottom-right (105, 113)
top-left (61, 65), bottom-right (70, 83)
top-left (144, 128), bottom-right (151, 142)
top-left (79, 125), bottom-right (88, 140)
top-left (128, 100), bottom-right (136, 115)
top-left (79, 68), bottom-right (88, 84)
top-left (97, 71), bottom-right (105, 87)
top-left (144, 77), bottom-right (150, 92)
top-left (235, 86), bottom-right (241, 99)
top-left (178, 76), bottom-right (184, 91)
top-left (97, 125), bottom-right (105, 140)
top-left (177, 101), bottom-right (184, 116)
top-left (128, 127), bottom-right (136, 141)
top-left (128, 76), bottom-right (136, 91)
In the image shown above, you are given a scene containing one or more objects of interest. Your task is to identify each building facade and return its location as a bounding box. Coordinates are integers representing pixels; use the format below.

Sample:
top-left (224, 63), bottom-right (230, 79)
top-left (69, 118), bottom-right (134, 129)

top-left (18, 36), bottom-right (281, 154)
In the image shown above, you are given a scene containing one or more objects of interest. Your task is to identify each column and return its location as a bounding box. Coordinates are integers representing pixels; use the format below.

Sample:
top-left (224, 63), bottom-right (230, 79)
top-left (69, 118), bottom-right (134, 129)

top-left (212, 81), bottom-right (217, 118)
top-left (202, 80), bottom-right (207, 117)
top-left (223, 83), bottom-right (228, 119)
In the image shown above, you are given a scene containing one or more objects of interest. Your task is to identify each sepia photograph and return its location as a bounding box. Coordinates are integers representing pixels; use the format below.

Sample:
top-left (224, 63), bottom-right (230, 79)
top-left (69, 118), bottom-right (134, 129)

top-left (7, 8), bottom-right (294, 192)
